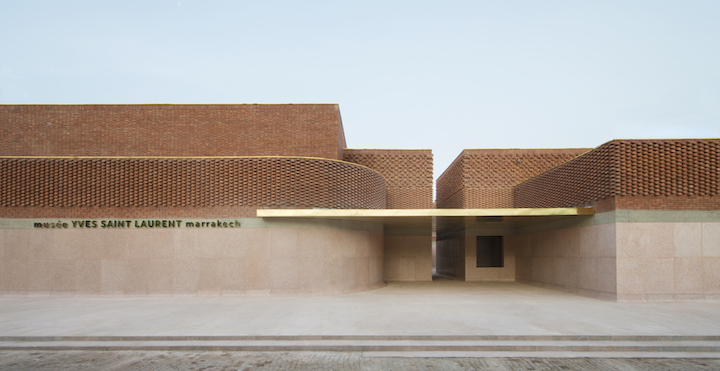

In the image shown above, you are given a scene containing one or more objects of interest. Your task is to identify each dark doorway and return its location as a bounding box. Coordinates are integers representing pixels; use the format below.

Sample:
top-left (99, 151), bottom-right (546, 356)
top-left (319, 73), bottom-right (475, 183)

top-left (476, 236), bottom-right (503, 267)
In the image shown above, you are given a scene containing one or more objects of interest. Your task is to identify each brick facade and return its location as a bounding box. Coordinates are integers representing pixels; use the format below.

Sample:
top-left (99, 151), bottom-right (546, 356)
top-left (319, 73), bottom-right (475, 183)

top-left (514, 140), bottom-right (720, 211)
top-left (5, 105), bottom-right (717, 216)
top-left (436, 149), bottom-right (589, 208)
top-left (0, 157), bottom-right (386, 218)
top-left (0, 104), bottom-right (346, 160)
top-left (343, 149), bottom-right (434, 209)
top-left (435, 154), bottom-right (465, 208)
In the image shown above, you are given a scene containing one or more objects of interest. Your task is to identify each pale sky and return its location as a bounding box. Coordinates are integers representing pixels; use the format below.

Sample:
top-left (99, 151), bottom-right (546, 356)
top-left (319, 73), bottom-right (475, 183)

top-left (1, 1), bottom-right (718, 185)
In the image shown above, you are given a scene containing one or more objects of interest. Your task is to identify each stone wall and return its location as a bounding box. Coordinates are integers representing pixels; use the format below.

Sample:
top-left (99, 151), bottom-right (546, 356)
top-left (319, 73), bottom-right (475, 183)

top-left (511, 223), bottom-right (617, 301)
top-left (511, 211), bottom-right (720, 302)
top-left (615, 221), bottom-right (720, 302)
top-left (383, 232), bottom-right (432, 282)
top-left (0, 218), bottom-right (384, 296)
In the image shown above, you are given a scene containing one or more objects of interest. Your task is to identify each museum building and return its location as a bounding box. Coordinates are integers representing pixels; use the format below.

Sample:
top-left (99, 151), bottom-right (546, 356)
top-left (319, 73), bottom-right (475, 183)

top-left (1, 104), bottom-right (718, 302)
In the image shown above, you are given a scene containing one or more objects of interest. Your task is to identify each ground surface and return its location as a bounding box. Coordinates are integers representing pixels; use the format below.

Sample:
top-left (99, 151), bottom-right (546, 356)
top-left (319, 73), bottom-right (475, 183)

top-left (2, 351), bottom-right (720, 371)
top-left (2, 281), bottom-right (720, 368)
top-left (3, 281), bottom-right (720, 337)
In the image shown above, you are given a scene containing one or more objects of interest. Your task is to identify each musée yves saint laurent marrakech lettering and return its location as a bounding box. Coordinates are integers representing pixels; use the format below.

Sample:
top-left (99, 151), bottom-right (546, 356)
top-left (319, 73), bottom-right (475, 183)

top-left (32, 220), bottom-right (242, 229)
top-left (0, 104), bottom-right (718, 301)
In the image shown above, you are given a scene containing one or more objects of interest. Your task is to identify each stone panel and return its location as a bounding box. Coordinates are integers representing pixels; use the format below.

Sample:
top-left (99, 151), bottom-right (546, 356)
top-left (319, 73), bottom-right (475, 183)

top-left (0, 222), bottom-right (384, 296)
top-left (702, 223), bottom-right (720, 257)
top-left (614, 221), bottom-right (720, 301)
top-left (383, 235), bottom-right (432, 282)
top-left (674, 223), bottom-right (702, 257)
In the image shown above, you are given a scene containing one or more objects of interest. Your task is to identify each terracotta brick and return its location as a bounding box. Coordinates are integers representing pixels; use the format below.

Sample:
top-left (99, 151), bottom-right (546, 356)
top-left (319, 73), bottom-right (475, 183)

top-left (513, 140), bottom-right (720, 211)
top-left (344, 149), bottom-right (433, 209)
top-left (0, 104), bottom-right (398, 219)
top-left (0, 157), bottom-right (386, 218)
top-left (437, 148), bottom-right (589, 208)
top-left (0, 104), bottom-right (346, 160)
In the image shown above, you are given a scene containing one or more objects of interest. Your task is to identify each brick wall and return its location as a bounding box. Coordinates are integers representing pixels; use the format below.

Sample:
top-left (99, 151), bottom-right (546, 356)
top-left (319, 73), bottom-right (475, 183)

top-left (0, 157), bottom-right (386, 218)
top-left (337, 113), bottom-right (347, 161)
top-left (436, 155), bottom-right (465, 208)
top-left (613, 195), bottom-right (720, 211)
top-left (437, 149), bottom-right (589, 208)
top-left (344, 149), bottom-right (433, 209)
top-left (514, 140), bottom-right (720, 211)
top-left (0, 104), bottom-right (345, 160)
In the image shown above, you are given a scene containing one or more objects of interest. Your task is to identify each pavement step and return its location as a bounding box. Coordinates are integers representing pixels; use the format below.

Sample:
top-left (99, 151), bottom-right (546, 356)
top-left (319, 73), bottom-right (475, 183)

top-left (2, 335), bottom-right (719, 341)
top-left (1, 336), bottom-right (720, 357)
top-left (362, 351), bottom-right (720, 359)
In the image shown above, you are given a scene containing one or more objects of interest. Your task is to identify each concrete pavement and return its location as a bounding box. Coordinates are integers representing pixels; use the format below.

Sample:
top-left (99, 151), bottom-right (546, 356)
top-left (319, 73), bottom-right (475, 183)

top-left (2, 279), bottom-right (720, 358)
top-left (2, 280), bottom-right (720, 337)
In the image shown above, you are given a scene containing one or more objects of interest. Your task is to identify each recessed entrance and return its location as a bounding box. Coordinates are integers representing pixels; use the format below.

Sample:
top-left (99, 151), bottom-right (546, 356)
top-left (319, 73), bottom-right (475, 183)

top-left (476, 236), bottom-right (503, 268)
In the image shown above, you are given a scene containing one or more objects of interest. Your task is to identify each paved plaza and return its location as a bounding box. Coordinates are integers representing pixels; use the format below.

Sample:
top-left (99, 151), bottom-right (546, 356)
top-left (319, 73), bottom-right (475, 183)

top-left (2, 279), bottom-right (720, 337)
top-left (2, 350), bottom-right (720, 370)
top-left (2, 280), bottom-right (720, 368)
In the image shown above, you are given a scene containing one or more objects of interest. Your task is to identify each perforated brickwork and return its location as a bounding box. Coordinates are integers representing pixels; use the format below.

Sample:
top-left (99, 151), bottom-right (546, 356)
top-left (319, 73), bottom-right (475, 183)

top-left (436, 155), bottom-right (465, 209)
top-left (0, 104), bottom-right (346, 160)
top-left (514, 140), bottom-right (720, 210)
top-left (0, 157), bottom-right (386, 218)
top-left (344, 149), bottom-right (433, 209)
top-left (436, 149), bottom-right (589, 208)
top-left (0, 206), bottom-right (260, 219)
top-left (616, 140), bottom-right (718, 197)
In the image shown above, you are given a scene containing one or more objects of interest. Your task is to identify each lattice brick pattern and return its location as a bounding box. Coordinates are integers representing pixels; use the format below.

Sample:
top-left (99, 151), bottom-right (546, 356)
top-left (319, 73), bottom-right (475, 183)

top-left (513, 143), bottom-right (616, 208)
top-left (464, 188), bottom-right (515, 208)
top-left (0, 205), bottom-right (260, 219)
top-left (513, 140), bottom-right (720, 209)
top-left (0, 157), bottom-right (387, 214)
top-left (463, 150), bottom-right (589, 188)
top-left (616, 140), bottom-right (719, 197)
top-left (436, 155), bottom-right (464, 208)
top-left (437, 149), bottom-right (588, 208)
top-left (344, 150), bottom-right (433, 209)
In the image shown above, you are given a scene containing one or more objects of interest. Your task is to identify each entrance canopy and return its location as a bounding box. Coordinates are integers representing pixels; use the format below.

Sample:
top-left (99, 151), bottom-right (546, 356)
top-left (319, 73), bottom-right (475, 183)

top-left (257, 207), bottom-right (595, 231)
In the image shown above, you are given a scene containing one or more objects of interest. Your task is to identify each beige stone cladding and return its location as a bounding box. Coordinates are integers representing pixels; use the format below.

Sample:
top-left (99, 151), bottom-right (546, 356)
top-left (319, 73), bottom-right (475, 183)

top-left (343, 149), bottom-right (433, 209)
top-left (383, 231), bottom-right (432, 282)
top-left (344, 149), bottom-right (434, 282)
top-left (437, 148), bottom-right (589, 209)
top-left (615, 220), bottom-right (720, 302)
top-left (0, 220), bottom-right (384, 296)
top-left (510, 223), bottom-right (617, 301)
top-left (509, 210), bottom-right (720, 302)
top-left (436, 230), bottom-right (515, 282)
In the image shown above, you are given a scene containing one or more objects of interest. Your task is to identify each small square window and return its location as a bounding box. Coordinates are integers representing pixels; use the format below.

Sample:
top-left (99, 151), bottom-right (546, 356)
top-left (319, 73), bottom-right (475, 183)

top-left (476, 236), bottom-right (503, 267)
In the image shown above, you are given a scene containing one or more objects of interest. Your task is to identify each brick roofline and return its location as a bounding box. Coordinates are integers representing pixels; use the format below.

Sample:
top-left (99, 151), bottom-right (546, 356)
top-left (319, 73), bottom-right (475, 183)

top-left (0, 155), bottom-right (385, 178)
top-left (1, 104), bottom-right (345, 159)
top-left (0, 103), bottom-right (340, 106)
